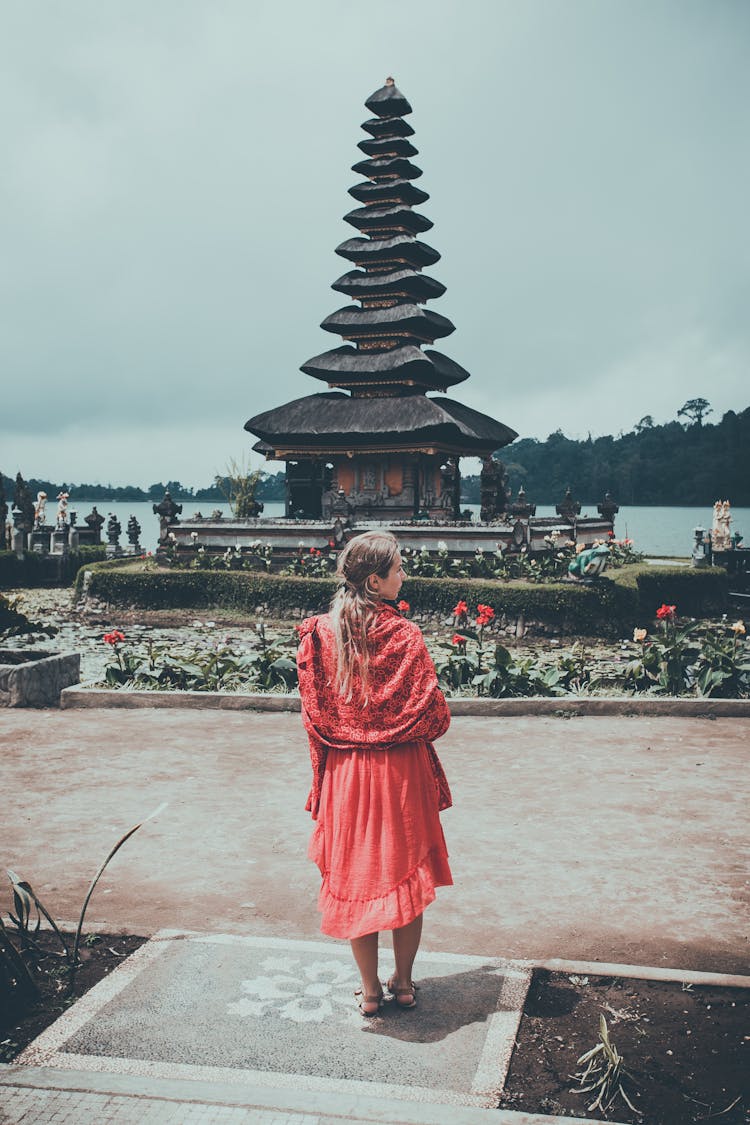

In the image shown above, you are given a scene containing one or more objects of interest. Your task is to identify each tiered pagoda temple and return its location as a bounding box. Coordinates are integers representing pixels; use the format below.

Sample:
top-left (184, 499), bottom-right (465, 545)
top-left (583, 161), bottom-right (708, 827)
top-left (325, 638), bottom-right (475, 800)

top-left (246, 79), bottom-right (517, 521)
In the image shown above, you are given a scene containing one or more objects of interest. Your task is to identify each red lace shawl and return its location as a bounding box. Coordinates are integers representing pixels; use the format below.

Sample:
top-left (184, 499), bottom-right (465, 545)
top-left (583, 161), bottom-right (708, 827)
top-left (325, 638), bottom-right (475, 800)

top-left (297, 603), bottom-right (452, 819)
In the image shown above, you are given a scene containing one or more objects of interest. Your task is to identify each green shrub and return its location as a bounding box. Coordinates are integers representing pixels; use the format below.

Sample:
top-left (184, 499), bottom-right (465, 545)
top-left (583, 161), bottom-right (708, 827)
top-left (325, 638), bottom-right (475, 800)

top-left (637, 565), bottom-right (728, 617)
top-left (0, 550), bottom-right (45, 588)
top-left (0, 546), bottom-right (108, 589)
top-left (77, 562), bottom-right (638, 636)
top-left (75, 559), bottom-right (729, 635)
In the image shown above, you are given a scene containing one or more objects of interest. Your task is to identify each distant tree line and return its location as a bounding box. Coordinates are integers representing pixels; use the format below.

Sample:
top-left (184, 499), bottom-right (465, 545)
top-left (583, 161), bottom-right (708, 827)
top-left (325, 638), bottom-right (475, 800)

top-left (3, 401), bottom-right (748, 510)
top-left (0, 471), bottom-right (288, 507)
top-left (461, 403), bottom-right (749, 507)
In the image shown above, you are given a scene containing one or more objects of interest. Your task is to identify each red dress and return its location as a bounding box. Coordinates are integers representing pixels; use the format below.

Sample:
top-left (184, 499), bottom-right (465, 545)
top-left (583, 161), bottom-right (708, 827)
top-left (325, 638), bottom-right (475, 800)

top-left (297, 604), bottom-right (453, 939)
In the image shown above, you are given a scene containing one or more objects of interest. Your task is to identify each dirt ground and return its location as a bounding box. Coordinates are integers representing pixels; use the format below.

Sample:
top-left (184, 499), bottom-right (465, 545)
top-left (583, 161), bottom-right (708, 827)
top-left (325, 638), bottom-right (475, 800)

top-left (501, 970), bottom-right (749, 1124)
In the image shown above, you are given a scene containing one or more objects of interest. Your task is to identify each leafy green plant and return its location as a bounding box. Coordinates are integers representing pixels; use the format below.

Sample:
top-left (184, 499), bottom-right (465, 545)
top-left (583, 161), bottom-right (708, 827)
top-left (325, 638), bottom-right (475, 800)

top-left (282, 545), bottom-right (337, 577)
top-left (474, 643), bottom-right (562, 698)
top-left (692, 620), bottom-right (750, 698)
top-left (0, 593), bottom-right (58, 643)
top-left (99, 624), bottom-right (300, 693)
top-left (571, 1013), bottom-right (641, 1116)
top-left (216, 457), bottom-right (263, 518)
top-left (2, 805), bottom-right (165, 1003)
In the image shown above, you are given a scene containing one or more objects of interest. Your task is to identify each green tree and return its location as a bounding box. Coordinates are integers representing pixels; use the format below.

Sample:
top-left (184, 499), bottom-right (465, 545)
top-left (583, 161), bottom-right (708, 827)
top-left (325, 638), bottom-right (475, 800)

top-left (677, 398), bottom-right (712, 427)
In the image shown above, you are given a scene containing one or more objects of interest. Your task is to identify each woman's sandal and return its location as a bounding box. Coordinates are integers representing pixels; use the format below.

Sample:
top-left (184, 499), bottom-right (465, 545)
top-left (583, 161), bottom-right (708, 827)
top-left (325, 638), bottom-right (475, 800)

top-left (354, 986), bottom-right (383, 1017)
top-left (386, 977), bottom-right (418, 1009)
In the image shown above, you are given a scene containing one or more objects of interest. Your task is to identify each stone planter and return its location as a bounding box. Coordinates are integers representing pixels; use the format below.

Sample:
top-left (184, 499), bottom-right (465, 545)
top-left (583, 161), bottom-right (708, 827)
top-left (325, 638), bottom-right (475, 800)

top-left (0, 650), bottom-right (81, 707)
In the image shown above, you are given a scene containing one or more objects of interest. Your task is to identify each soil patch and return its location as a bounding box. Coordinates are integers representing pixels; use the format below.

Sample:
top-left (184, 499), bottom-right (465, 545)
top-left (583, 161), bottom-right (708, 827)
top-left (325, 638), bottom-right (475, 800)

top-left (1, 931), bottom-right (147, 1061)
top-left (500, 970), bottom-right (749, 1123)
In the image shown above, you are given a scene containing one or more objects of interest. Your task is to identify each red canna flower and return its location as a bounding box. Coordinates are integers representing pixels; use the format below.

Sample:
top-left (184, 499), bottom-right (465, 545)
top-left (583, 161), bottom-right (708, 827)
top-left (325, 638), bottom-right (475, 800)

top-left (452, 634), bottom-right (468, 646)
top-left (656, 604), bottom-right (677, 621)
top-left (397, 600), bottom-right (410, 613)
top-left (452, 600), bottom-right (468, 617)
top-left (103, 630), bottom-right (125, 645)
top-left (476, 604), bottom-right (495, 628)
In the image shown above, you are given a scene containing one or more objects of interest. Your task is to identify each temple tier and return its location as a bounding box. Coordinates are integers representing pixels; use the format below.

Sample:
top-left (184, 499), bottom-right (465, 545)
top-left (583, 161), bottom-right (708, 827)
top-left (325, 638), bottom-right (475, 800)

top-left (245, 78), bottom-right (517, 520)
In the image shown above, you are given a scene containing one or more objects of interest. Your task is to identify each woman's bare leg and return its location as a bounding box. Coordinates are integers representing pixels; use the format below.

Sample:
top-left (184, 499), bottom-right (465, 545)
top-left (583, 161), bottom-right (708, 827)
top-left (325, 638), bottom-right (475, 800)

top-left (350, 932), bottom-right (381, 1013)
top-left (390, 913), bottom-right (423, 1003)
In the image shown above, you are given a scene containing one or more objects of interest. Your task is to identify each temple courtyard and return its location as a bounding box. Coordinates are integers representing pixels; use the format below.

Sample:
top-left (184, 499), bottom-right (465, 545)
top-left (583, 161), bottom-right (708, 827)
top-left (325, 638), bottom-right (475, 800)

top-left (1, 708), bottom-right (747, 1122)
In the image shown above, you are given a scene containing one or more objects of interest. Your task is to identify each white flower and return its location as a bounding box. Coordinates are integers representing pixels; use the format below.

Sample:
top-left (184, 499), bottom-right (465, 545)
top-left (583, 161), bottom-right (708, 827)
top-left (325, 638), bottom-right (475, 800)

top-left (437, 540), bottom-right (448, 552)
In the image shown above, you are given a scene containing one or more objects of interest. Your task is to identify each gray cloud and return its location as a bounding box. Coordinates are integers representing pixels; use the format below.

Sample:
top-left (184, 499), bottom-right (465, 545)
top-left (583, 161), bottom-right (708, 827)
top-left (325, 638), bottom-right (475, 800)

top-left (1, 0), bottom-right (748, 487)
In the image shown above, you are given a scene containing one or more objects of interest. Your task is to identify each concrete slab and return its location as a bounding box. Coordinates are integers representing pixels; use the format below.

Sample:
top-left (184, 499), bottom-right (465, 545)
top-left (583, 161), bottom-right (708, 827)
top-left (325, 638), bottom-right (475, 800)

top-left (1, 709), bottom-right (748, 973)
top-left (0, 1064), bottom-right (625, 1124)
top-left (17, 932), bottom-right (530, 1110)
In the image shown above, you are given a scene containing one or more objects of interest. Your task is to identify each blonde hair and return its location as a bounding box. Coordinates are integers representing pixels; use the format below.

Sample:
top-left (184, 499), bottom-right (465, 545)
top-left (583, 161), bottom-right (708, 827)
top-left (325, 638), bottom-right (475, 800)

top-left (328, 530), bottom-right (400, 703)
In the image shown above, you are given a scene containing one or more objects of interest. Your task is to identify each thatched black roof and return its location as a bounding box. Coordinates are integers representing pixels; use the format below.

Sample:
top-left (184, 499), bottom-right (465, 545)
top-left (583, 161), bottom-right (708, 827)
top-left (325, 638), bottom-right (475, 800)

top-left (348, 179), bottom-right (429, 207)
top-left (360, 116), bottom-right (414, 139)
top-left (351, 156), bottom-right (422, 181)
top-left (320, 304), bottom-right (455, 344)
top-left (246, 81), bottom-right (516, 464)
top-left (343, 204), bottom-right (433, 236)
top-left (357, 137), bottom-right (418, 158)
top-left (365, 80), bottom-right (412, 119)
top-left (335, 235), bottom-right (439, 270)
top-left (246, 392), bottom-right (517, 455)
top-left (300, 345), bottom-right (470, 391)
top-left (331, 268), bottom-right (446, 302)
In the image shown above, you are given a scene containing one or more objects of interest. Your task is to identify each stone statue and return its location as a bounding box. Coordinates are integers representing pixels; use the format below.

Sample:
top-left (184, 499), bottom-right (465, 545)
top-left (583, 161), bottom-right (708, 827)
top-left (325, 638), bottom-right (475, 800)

top-left (556, 486), bottom-right (581, 521)
top-left (508, 486), bottom-right (536, 519)
top-left (13, 473), bottom-right (34, 532)
top-left (127, 515), bottom-right (142, 547)
top-left (34, 491), bottom-right (48, 529)
top-left (153, 490), bottom-right (183, 543)
top-left (84, 507), bottom-right (105, 543)
top-left (55, 491), bottom-right (70, 528)
top-left (568, 544), bottom-right (610, 581)
top-left (691, 527), bottom-right (708, 568)
top-left (712, 500), bottom-right (732, 551)
top-left (597, 492), bottom-right (619, 524)
top-left (480, 456), bottom-right (508, 522)
top-left (107, 513), bottom-right (122, 545)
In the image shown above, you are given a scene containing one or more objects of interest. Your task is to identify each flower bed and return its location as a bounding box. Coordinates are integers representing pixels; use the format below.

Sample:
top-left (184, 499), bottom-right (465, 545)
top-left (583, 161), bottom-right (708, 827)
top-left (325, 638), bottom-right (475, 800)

top-left (90, 602), bottom-right (749, 701)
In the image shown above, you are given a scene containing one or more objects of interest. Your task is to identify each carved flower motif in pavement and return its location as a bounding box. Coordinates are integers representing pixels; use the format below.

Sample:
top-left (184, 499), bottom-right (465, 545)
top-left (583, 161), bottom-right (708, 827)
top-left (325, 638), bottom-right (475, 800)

top-left (227, 956), bottom-right (358, 1024)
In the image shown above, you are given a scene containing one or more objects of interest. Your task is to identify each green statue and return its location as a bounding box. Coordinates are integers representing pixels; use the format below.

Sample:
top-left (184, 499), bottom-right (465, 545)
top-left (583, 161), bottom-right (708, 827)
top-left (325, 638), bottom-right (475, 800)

top-left (568, 544), bottom-right (610, 581)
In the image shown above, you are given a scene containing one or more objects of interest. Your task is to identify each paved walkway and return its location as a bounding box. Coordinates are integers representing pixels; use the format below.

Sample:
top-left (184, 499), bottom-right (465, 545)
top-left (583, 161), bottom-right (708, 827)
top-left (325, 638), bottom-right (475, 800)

top-left (1, 708), bottom-right (748, 1122)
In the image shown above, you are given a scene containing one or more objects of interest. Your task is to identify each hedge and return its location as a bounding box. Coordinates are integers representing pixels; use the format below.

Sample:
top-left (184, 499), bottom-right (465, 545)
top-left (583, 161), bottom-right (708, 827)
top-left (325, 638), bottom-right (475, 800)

top-left (76, 559), bottom-right (731, 636)
top-left (0, 546), bottom-right (108, 589)
top-left (75, 562), bottom-right (642, 636)
top-left (609, 564), bottom-right (729, 620)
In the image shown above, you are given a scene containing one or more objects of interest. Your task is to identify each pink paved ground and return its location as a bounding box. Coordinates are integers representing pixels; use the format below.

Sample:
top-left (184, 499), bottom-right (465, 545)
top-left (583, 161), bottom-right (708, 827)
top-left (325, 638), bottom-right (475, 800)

top-left (1, 709), bottom-right (747, 974)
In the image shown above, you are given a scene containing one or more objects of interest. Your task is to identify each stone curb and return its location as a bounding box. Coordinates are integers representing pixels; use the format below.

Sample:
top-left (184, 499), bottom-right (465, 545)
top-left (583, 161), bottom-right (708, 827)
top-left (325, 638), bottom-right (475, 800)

top-left (60, 683), bottom-right (750, 717)
top-left (0, 1066), bottom-right (620, 1125)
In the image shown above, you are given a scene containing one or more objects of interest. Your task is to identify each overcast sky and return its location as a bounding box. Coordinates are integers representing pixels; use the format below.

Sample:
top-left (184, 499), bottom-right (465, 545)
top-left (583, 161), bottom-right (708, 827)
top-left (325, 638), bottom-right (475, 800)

top-left (1, 0), bottom-right (748, 489)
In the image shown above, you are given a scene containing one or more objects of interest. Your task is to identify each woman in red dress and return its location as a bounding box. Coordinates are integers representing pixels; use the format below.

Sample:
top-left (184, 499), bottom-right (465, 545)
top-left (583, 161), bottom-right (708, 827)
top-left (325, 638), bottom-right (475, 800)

top-left (297, 530), bottom-right (453, 1016)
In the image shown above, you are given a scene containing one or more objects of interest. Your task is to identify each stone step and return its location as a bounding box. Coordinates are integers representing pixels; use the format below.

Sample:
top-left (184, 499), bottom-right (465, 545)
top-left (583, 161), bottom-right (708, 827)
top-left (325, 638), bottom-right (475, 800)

top-left (0, 1064), bottom-right (624, 1125)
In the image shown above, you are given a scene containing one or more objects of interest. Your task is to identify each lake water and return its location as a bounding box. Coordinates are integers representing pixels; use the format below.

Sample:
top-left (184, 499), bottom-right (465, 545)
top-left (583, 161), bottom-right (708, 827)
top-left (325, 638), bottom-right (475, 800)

top-left (69, 499), bottom-right (749, 557)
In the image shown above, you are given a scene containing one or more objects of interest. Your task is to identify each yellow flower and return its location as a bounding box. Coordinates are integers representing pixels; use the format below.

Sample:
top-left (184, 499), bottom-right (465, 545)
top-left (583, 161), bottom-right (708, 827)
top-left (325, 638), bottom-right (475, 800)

top-left (633, 628), bottom-right (648, 643)
top-left (730, 620), bottom-right (746, 635)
